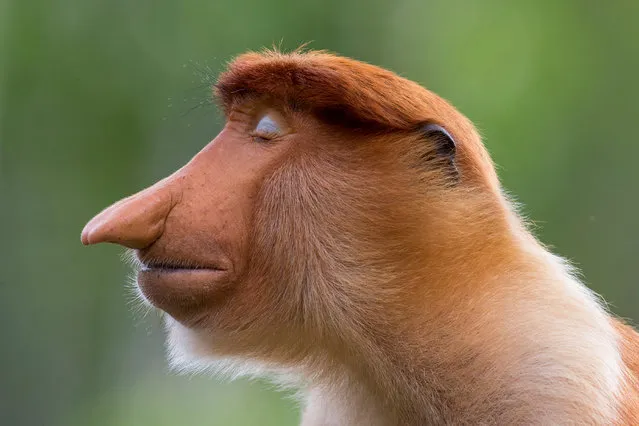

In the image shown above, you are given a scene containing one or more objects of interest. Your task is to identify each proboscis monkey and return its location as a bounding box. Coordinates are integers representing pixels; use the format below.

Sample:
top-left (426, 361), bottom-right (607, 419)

top-left (81, 50), bottom-right (639, 425)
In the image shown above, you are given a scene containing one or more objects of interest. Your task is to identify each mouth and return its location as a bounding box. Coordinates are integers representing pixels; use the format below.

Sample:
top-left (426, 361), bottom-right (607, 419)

top-left (133, 255), bottom-right (232, 321)
top-left (137, 259), bottom-right (229, 288)
top-left (140, 259), bottom-right (227, 273)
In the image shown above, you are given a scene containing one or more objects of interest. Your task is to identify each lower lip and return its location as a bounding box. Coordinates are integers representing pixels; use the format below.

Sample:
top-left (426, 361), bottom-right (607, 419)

top-left (136, 268), bottom-right (231, 310)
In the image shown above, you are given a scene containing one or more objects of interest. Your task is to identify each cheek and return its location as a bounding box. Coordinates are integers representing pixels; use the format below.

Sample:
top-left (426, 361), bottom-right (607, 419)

top-left (174, 192), bottom-right (251, 262)
top-left (185, 137), bottom-right (289, 268)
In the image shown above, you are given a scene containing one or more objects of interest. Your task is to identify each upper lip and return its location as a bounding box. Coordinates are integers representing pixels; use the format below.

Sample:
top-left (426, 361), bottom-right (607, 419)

top-left (141, 261), bottom-right (227, 272)
top-left (141, 261), bottom-right (222, 271)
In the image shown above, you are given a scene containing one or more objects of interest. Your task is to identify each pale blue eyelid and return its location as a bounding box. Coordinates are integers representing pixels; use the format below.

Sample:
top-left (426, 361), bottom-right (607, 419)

top-left (255, 115), bottom-right (281, 134)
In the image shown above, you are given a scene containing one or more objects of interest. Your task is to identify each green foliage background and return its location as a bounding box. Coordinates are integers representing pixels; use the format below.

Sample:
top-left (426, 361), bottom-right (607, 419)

top-left (1, 1), bottom-right (637, 425)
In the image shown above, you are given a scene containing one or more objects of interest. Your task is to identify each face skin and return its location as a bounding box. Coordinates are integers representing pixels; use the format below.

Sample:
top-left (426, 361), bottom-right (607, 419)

top-left (82, 100), bottom-right (297, 327)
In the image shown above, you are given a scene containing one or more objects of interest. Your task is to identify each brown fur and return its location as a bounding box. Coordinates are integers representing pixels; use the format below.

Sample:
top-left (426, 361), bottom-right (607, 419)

top-left (82, 49), bottom-right (639, 425)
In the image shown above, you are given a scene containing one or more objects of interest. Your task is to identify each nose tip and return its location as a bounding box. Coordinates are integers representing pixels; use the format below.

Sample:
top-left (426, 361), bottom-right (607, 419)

top-left (81, 185), bottom-right (176, 249)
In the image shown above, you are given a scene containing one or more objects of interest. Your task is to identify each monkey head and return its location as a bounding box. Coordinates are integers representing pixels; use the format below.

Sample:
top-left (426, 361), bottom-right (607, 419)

top-left (81, 50), bottom-right (506, 375)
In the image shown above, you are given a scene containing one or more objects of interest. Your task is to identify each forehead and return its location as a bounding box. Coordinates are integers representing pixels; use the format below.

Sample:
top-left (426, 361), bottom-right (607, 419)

top-left (220, 89), bottom-right (394, 137)
top-left (214, 50), bottom-right (445, 133)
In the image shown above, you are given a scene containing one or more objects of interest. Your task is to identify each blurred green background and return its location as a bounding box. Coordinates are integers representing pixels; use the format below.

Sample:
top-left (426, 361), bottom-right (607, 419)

top-left (1, 0), bottom-right (637, 425)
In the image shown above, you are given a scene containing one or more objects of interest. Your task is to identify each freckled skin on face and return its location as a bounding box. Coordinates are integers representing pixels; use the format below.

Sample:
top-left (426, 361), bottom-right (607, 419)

top-left (82, 104), bottom-right (295, 324)
top-left (82, 50), bottom-right (639, 425)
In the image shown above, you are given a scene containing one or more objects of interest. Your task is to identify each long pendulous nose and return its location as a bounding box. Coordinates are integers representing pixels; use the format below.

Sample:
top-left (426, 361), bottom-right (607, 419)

top-left (81, 182), bottom-right (176, 249)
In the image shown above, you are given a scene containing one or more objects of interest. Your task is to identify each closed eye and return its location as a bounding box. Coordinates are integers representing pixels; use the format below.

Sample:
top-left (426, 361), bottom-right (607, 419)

top-left (251, 114), bottom-right (281, 142)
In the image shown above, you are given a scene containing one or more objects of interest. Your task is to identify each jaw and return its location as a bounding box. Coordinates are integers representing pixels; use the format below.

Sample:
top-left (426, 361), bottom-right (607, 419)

top-left (163, 317), bottom-right (293, 381)
top-left (163, 315), bottom-right (326, 394)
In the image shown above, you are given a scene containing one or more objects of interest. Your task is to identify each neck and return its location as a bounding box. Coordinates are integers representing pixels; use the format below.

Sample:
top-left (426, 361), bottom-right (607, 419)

top-left (301, 194), bottom-right (622, 425)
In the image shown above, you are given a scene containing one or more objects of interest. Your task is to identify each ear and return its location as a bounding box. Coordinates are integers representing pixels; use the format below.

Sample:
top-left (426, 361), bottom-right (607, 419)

top-left (419, 123), bottom-right (459, 180)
